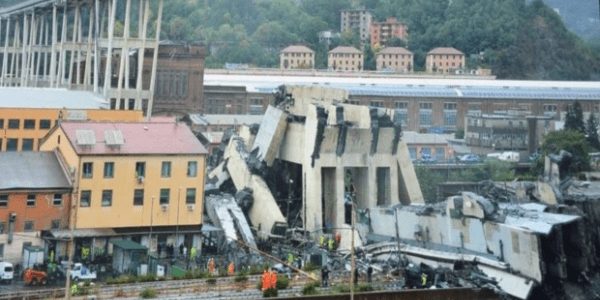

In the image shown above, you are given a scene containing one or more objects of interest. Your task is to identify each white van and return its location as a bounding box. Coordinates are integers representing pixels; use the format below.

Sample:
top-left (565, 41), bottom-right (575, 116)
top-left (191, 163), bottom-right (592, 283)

top-left (0, 262), bottom-right (14, 284)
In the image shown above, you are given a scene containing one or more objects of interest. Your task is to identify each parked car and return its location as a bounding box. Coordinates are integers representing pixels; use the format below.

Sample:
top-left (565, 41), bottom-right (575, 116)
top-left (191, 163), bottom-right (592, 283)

top-left (0, 262), bottom-right (13, 284)
top-left (420, 154), bottom-right (438, 164)
top-left (460, 154), bottom-right (480, 163)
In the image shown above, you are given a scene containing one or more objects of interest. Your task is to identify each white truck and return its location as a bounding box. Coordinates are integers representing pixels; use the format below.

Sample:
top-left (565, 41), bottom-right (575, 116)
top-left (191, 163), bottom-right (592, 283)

top-left (70, 263), bottom-right (97, 281)
top-left (0, 262), bottom-right (14, 284)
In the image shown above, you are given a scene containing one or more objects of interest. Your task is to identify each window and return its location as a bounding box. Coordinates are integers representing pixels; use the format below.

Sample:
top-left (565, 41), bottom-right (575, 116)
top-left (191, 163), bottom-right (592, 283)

top-left (24, 221), bottom-right (34, 232)
top-left (160, 189), bottom-right (170, 205)
top-left (53, 194), bottom-right (62, 206)
top-left (24, 119), bottom-right (35, 129)
top-left (419, 102), bottom-right (433, 126)
top-left (80, 190), bottom-right (91, 207)
top-left (134, 189), bottom-right (144, 206)
top-left (6, 139), bottom-right (18, 151)
top-left (39, 119), bottom-right (51, 129)
top-left (186, 188), bottom-right (196, 204)
top-left (22, 139), bottom-right (34, 151)
top-left (102, 190), bottom-right (112, 206)
top-left (128, 99), bottom-right (135, 110)
top-left (408, 147), bottom-right (417, 160)
top-left (8, 119), bottom-right (19, 129)
top-left (395, 102), bottom-right (408, 125)
top-left (187, 161), bottom-right (198, 177)
top-left (51, 220), bottom-right (60, 230)
top-left (467, 103), bottom-right (482, 116)
top-left (370, 100), bottom-right (384, 108)
top-left (135, 162), bottom-right (146, 177)
top-left (249, 98), bottom-right (263, 115)
top-left (0, 119), bottom-right (3, 129)
top-left (27, 194), bottom-right (35, 207)
top-left (444, 103), bottom-right (457, 126)
top-left (0, 195), bottom-right (7, 207)
top-left (161, 162), bottom-right (171, 178)
top-left (82, 162), bottom-right (93, 178)
top-left (0, 222), bottom-right (5, 234)
top-left (104, 162), bottom-right (114, 178)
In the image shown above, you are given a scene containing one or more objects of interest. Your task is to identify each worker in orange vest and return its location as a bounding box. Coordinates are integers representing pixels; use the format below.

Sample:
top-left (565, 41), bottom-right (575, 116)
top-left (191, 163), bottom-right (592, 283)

top-left (262, 270), bottom-right (271, 291)
top-left (228, 262), bottom-right (235, 276)
top-left (271, 270), bottom-right (278, 289)
top-left (208, 258), bottom-right (215, 276)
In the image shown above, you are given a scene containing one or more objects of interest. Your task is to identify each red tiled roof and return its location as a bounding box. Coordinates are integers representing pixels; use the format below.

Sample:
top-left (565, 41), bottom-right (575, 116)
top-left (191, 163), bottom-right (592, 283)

top-left (329, 46), bottom-right (362, 54)
top-left (61, 121), bottom-right (207, 155)
top-left (378, 47), bottom-right (413, 55)
top-left (427, 47), bottom-right (464, 55)
top-left (281, 45), bottom-right (315, 53)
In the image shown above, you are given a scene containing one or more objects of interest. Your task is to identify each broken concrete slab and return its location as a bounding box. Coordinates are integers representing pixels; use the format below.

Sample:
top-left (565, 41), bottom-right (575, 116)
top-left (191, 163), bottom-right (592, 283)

top-left (251, 106), bottom-right (289, 167)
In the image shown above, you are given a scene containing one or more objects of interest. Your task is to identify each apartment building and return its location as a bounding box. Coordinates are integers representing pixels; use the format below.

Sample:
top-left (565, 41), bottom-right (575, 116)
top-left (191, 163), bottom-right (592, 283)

top-left (341, 8), bottom-right (373, 43)
top-left (426, 47), bottom-right (466, 74)
top-left (328, 46), bottom-right (364, 71)
top-left (40, 121), bottom-right (207, 258)
top-left (370, 18), bottom-right (408, 48)
top-left (280, 45), bottom-right (315, 69)
top-left (376, 47), bottom-right (413, 72)
top-left (0, 151), bottom-right (72, 264)
top-left (0, 88), bottom-right (143, 152)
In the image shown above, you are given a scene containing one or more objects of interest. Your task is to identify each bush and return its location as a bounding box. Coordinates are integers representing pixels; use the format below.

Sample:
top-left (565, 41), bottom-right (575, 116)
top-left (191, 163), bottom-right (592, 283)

top-left (207, 276), bottom-right (217, 284)
top-left (83, 280), bottom-right (91, 287)
top-left (157, 276), bottom-right (166, 281)
top-left (218, 268), bottom-right (228, 277)
top-left (183, 271), bottom-right (195, 279)
top-left (276, 275), bottom-right (289, 290)
top-left (263, 288), bottom-right (278, 298)
top-left (139, 274), bottom-right (156, 282)
top-left (336, 285), bottom-right (351, 293)
top-left (172, 276), bottom-right (181, 280)
top-left (302, 284), bottom-right (318, 296)
top-left (234, 271), bottom-right (248, 282)
top-left (194, 270), bottom-right (208, 279)
top-left (104, 277), bottom-right (116, 285)
top-left (256, 280), bottom-right (262, 290)
top-left (249, 265), bottom-right (262, 275)
top-left (357, 284), bottom-right (374, 292)
top-left (303, 262), bottom-right (320, 272)
top-left (306, 280), bottom-right (321, 289)
top-left (124, 275), bottom-right (138, 284)
top-left (262, 262), bottom-right (270, 271)
top-left (140, 288), bottom-right (157, 298)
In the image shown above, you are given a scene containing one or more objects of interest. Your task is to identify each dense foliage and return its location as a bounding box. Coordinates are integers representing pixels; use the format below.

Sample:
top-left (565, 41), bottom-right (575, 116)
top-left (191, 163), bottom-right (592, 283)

top-left (537, 129), bottom-right (592, 174)
top-left (155, 0), bottom-right (600, 79)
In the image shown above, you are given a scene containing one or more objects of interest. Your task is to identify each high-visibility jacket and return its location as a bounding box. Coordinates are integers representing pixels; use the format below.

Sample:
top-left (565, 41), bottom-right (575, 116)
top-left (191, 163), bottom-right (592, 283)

top-left (71, 284), bottom-right (78, 295)
top-left (228, 263), bottom-right (235, 276)
top-left (271, 271), bottom-right (278, 289)
top-left (328, 239), bottom-right (334, 250)
top-left (320, 236), bottom-right (325, 246)
top-left (209, 260), bottom-right (215, 275)
top-left (287, 253), bottom-right (294, 264)
top-left (262, 271), bottom-right (271, 290)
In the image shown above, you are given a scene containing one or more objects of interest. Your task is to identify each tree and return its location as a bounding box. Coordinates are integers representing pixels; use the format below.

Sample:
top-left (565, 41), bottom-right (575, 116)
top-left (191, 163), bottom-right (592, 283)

top-left (387, 37), bottom-right (407, 48)
top-left (539, 129), bottom-right (592, 174)
top-left (455, 128), bottom-right (465, 139)
top-left (414, 166), bottom-right (446, 203)
top-left (363, 45), bottom-right (376, 70)
top-left (586, 113), bottom-right (600, 150)
top-left (565, 101), bottom-right (585, 133)
top-left (338, 29), bottom-right (361, 49)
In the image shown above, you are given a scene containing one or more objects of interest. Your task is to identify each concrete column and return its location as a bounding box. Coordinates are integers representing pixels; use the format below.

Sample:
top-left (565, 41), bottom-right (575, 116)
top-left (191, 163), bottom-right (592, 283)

top-left (10, 20), bottom-right (19, 85)
top-left (335, 164), bottom-right (346, 228)
top-left (43, 13), bottom-right (49, 82)
top-left (49, 5), bottom-right (57, 86)
top-left (84, 5), bottom-right (94, 88)
top-left (75, 5), bottom-right (83, 86)
top-left (1, 18), bottom-right (10, 86)
top-left (135, 0), bottom-right (150, 110)
top-left (116, 0), bottom-right (132, 108)
top-left (93, 0), bottom-right (100, 93)
top-left (56, 5), bottom-right (68, 87)
top-left (389, 159), bottom-right (400, 205)
top-left (68, 5), bottom-right (80, 87)
top-left (103, 0), bottom-right (117, 96)
top-left (146, 0), bottom-right (163, 118)
top-left (304, 167), bottom-right (322, 233)
top-left (20, 12), bottom-right (29, 86)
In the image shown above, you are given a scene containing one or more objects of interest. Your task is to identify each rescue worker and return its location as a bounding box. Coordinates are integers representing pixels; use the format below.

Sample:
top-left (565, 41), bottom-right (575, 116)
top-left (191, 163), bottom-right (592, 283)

top-left (320, 235), bottom-right (325, 247)
top-left (208, 258), bottom-right (215, 276)
top-left (287, 253), bottom-right (294, 265)
top-left (335, 233), bottom-right (341, 245)
top-left (190, 247), bottom-right (196, 261)
top-left (262, 270), bottom-right (271, 291)
top-left (421, 273), bottom-right (427, 287)
top-left (328, 238), bottom-right (335, 251)
top-left (354, 268), bottom-right (359, 285)
top-left (271, 270), bottom-right (278, 289)
top-left (321, 266), bottom-right (330, 287)
top-left (70, 283), bottom-right (78, 295)
top-left (228, 262), bottom-right (235, 276)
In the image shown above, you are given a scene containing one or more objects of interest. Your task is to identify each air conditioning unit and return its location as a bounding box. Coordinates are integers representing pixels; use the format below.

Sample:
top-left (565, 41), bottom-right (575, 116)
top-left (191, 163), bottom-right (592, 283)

top-left (187, 204), bottom-right (195, 211)
top-left (161, 204), bottom-right (168, 211)
top-left (137, 176), bottom-right (145, 184)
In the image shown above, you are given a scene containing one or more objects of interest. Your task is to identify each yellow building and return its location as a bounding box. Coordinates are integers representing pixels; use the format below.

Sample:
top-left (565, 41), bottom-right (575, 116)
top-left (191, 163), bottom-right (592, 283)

top-left (0, 88), bottom-right (143, 151)
top-left (328, 46), bottom-right (363, 72)
top-left (280, 45), bottom-right (315, 69)
top-left (40, 121), bottom-right (207, 255)
top-left (425, 47), bottom-right (465, 74)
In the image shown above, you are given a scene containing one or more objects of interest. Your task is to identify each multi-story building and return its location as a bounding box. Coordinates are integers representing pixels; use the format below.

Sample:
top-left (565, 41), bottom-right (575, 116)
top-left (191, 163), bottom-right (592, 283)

top-left (280, 45), bottom-right (315, 69)
top-left (376, 47), bottom-right (413, 72)
top-left (40, 121), bottom-right (207, 259)
top-left (403, 131), bottom-right (452, 161)
top-left (202, 85), bottom-right (273, 115)
top-left (370, 18), bottom-right (408, 48)
top-left (0, 88), bottom-right (143, 152)
top-left (465, 112), bottom-right (562, 156)
top-left (340, 8), bottom-right (373, 43)
top-left (146, 41), bottom-right (207, 116)
top-left (328, 46), bottom-right (364, 71)
top-left (0, 151), bottom-right (72, 264)
top-left (426, 47), bottom-right (466, 74)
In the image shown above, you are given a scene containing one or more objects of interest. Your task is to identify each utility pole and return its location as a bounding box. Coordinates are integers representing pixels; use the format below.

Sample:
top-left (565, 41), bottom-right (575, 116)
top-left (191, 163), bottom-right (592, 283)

top-left (149, 196), bottom-right (155, 252)
top-left (350, 201), bottom-right (355, 300)
top-left (176, 187), bottom-right (181, 259)
top-left (287, 179), bottom-right (293, 225)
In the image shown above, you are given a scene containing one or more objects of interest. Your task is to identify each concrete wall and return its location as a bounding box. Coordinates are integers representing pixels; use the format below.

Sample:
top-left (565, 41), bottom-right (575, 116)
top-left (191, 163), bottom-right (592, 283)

top-left (0, 232), bottom-right (44, 265)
